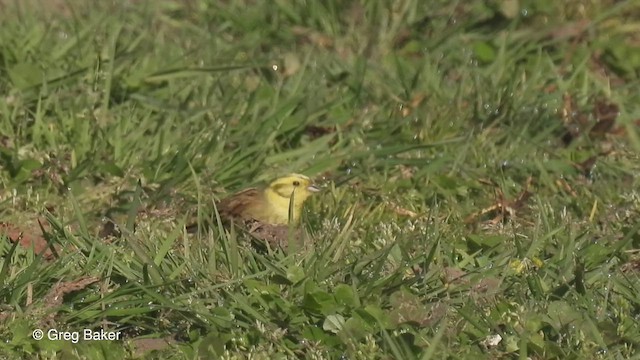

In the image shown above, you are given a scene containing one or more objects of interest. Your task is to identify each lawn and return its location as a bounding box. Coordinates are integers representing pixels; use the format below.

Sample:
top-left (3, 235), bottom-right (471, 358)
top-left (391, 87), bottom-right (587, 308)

top-left (1, 0), bottom-right (639, 359)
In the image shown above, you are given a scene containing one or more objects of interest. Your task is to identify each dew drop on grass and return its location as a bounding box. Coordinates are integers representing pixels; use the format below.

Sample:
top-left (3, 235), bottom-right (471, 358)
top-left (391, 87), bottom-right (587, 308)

top-left (542, 153), bottom-right (549, 162)
top-left (595, 349), bottom-right (608, 356)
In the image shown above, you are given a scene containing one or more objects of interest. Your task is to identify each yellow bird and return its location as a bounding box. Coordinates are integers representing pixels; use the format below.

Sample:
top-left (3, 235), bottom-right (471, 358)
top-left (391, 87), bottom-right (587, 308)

top-left (218, 173), bottom-right (320, 224)
top-left (189, 174), bottom-right (320, 231)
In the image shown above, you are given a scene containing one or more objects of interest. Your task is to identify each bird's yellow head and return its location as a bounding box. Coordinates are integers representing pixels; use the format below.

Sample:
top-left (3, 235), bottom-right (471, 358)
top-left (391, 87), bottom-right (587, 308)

top-left (264, 173), bottom-right (320, 224)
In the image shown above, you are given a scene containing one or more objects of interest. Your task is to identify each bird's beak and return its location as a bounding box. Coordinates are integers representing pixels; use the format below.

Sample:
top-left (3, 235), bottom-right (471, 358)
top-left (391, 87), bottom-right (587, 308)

top-left (307, 185), bottom-right (321, 192)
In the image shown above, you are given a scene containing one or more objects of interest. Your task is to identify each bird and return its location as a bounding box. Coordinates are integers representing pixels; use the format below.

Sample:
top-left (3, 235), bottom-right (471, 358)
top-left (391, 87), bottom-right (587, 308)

top-left (186, 174), bottom-right (320, 235)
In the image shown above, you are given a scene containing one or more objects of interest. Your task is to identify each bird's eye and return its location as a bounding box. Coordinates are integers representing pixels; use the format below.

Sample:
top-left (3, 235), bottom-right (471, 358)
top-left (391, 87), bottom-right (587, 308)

top-left (293, 181), bottom-right (300, 186)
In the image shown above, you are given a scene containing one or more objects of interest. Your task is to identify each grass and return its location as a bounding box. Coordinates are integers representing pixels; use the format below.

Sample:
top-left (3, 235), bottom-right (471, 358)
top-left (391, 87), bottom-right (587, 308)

top-left (1, 0), bottom-right (639, 358)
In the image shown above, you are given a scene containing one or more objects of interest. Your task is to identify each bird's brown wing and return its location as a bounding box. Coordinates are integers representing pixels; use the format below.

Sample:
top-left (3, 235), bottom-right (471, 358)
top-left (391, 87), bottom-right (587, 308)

top-left (216, 187), bottom-right (263, 220)
top-left (185, 187), bottom-right (263, 234)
